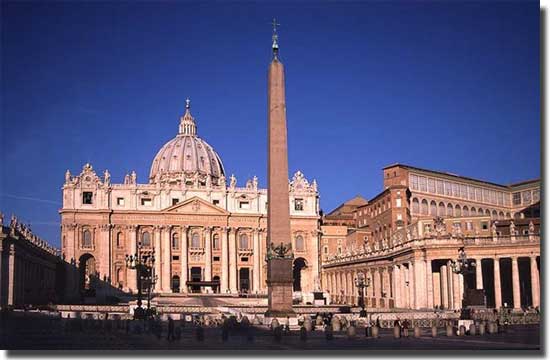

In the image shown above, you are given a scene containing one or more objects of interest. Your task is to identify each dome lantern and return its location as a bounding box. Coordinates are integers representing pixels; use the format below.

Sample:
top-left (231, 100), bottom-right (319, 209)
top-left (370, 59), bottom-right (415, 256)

top-left (178, 98), bottom-right (197, 136)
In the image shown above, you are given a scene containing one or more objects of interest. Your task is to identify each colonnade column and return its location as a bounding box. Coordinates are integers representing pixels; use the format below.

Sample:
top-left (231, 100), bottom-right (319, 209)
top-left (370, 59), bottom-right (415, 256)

top-left (228, 227), bottom-right (237, 293)
top-left (220, 227), bottom-right (228, 293)
top-left (475, 257), bottom-right (484, 290)
top-left (494, 257), bottom-right (502, 309)
top-left (414, 259), bottom-right (427, 309)
top-left (530, 256), bottom-right (540, 308)
top-left (127, 226), bottom-right (137, 292)
top-left (252, 229), bottom-right (262, 293)
top-left (180, 226), bottom-right (188, 293)
top-left (98, 224), bottom-right (110, 280)
top-left (161, 226), bottom-right (171, 293)
top-left (440, 264), bottom-right (448, 309)
top-left (204, 227), bottom-right (212, 288)
top-left (153, 226), bottom-right (162, 292)
top-left (446, 261), bottom-right (454, 309)
top-left (452, 271), bottom-right (461, 310)
top-left (393, 265), bottom-right (400, 308)
top-left (408, 262), bottom-right (416, 309)
top-left (425, 260), bottom-right (434, 309)
top-left (511, 257), bottom-right (521, 309)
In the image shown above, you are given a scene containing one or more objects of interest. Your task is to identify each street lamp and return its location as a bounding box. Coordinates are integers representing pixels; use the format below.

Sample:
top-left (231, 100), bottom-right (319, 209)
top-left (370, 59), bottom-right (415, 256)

top-left (125, 243), bottom-right (157, 320)
top-left (354, 272), bottom-right (370, 317)
top-left (450, 246), bottom-right (476, 319)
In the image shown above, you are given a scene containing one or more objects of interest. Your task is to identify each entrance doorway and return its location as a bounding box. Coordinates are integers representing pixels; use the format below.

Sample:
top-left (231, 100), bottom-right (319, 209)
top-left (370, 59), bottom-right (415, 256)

top-left (239, 268), bottom-right (250, 293)
top-left (293, 258), bottom-right (307, 291)
top-left (172, 275), bottom-right (180, 293)
top-left (190, 267), bottom-right (202, 293)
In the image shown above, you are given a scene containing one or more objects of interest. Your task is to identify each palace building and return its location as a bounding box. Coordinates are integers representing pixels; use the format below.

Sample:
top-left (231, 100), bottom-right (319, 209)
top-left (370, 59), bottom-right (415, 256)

top-left (320, 164), bottom-right (540, 310)
top-left (60, 100), bottom-right (321, 300)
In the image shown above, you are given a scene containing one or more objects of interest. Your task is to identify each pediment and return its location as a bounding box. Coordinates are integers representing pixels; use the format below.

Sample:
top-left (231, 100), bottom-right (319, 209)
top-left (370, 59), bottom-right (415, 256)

top-left (163, 196), bottom-right (229, 215)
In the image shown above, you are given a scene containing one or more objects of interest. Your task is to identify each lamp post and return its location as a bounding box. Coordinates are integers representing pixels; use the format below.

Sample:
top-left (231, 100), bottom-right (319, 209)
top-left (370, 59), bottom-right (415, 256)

top-left (125, 244), bottom-right (156, 320)
top-left (450, 246), bottom-right (476, 319)
top-left (354, 272), bottom-right (370, 317)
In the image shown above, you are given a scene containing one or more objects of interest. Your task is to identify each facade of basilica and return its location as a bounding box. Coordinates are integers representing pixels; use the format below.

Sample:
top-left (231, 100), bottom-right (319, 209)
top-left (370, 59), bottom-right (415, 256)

top-left (60, 100), bottom-right (321, 300)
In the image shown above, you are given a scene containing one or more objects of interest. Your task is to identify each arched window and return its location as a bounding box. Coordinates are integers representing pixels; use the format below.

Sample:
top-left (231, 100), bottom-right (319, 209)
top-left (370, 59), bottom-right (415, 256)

top-left (455, 205), bottom-right (461, 217)
top-left (191, 233), bottom-right (200, 248)
top-left (239, 234), bottom-right (249, 249)
top-left (323, 246), bottom-right (328, 254)
top-left (430, 201), bottom-right (437, 216)
top-left (420, 199), bottom-right (428, 215)
top-left (141, 231), bottom-right (151, 247)
top-left (438, 202), bottom-right (445, 216)
top-left (172, 233), bottom-right (179, 250)
top-left (212, 234), bottom-right (220, 250)
top-left (478, 208), bottom-right (483, 216)
top-left (447, 204), bottom-right (453, 216)
top-left (116, 232), bottom-right (124, 248)
top-left (295, 235), bottom-right (304, 251)
top-left (491, 210), bottom-right (498, 219)
top-left (498, 211), bottom-right (504, 219)
top-left (412, 198), bottom-right (419, 214)
top-left (471, 207), bottom-right (476, 216)
top-left (463, 206), bottom-right (469, 217)
top-left (506, 212), bottom-right (511, 219)
top-left (82, 230), bottom-right (92, 248)
top-left (485, 209), bottom-right (490, 216)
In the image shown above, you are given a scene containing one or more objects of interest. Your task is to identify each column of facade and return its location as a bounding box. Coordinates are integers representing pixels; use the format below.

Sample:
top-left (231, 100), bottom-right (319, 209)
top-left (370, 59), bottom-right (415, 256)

top-left (127, 226), bottom-right (138, 292)
top-left (414, 260), bottom-right (427, 309)
top-left (530, 256), bottom-right (540, 308)
top-left (494, 257), bottom-right (502, 309)
top-left (440, 265), bottom-right (448, 309)
top-left (349, 271), bottom-right (355, 304)
top-left (228, 227), bottom-right (237, 293)
top-left (160, 226), bottom-right (172, 292)
top-left (432, 268), bottom-right (441, 308)
top-left (458, 273), bottom-right (464, 308)
top-left (511, 257), bottom-right (521, 309)
top-left (453, 271), bottom-right (461, 310)
top-left (7, 244), bottom-right (15, 305)
top-left (204, 227), bottom-right (212, 290)
top-left (180, 226), bottom-right (188, 293)
top-left (153, 226), bottom-right (162, 292)
top-left (220, 227), bottom-right (228, 293)
top-left (253, 229), bottom-right (260, 293)
top-left (475, 258), bottom-right (484, 290)
top-left (99, 224), bottom-right (110, 280)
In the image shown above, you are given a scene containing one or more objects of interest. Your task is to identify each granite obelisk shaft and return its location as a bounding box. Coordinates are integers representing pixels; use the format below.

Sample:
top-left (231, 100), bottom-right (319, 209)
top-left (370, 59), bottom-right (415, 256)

top-left (266, 53), bottom-right (295, 317)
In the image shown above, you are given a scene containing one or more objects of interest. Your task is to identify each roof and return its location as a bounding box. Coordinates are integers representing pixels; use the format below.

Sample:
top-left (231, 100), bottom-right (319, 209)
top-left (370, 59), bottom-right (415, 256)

top-left (383, 163), bottom-right (540, 190)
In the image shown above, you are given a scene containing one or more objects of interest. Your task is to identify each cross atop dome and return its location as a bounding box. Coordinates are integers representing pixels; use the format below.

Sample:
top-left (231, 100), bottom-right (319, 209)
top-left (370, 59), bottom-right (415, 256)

top-left (179, 97), bottom-right (197, 136)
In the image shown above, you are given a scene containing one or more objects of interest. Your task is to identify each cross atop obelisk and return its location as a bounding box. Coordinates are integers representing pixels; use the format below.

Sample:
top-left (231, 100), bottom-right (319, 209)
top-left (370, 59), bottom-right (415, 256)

top-left (271, 18), bottom-right (280, 59)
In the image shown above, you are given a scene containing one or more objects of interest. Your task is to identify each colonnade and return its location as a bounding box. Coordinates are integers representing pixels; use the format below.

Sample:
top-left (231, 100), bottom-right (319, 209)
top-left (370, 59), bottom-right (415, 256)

top-left (323, 255), bottom-right (540, 310)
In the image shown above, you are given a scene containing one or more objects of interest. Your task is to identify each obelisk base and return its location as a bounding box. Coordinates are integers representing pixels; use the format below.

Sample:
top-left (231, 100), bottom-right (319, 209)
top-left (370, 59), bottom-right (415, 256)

top-left (265, 258), bottom-right (295, 318)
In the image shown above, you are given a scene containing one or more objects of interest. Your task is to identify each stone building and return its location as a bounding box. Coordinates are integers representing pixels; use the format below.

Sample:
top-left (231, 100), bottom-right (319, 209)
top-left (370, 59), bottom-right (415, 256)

top-left (60, 101), bottom-right (321, 300)
top-left (0, 215), bottom-right (63, 307)
top-left (321, 164), bottom-right (540, 311)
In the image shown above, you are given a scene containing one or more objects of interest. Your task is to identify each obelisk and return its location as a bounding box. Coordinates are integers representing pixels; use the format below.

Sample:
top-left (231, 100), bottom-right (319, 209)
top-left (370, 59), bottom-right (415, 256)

top-left (265, 19), bottom-right (295, 318)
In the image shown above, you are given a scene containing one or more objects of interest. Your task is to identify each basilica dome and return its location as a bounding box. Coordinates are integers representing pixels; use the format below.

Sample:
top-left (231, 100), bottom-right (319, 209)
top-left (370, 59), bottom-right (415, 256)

top-left (149, 100), bottom-right (225, 184)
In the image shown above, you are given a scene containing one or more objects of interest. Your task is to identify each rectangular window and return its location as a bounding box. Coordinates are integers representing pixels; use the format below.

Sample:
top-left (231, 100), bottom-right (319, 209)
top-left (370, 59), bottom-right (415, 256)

top-left (466, 222), bottom-right (473, 231)
top-left (172, 256), bottom-right (179, 261)
top-left (396, 198), bottom-right (402, 208)
top-left (213, 256), bottom-right (220, 262)
top-left (294, 198), bottom-right (304, 211)
top-left (428, 178), bottom-right (436, 193)
top-left (481, 221), bottom-right (489, 230)
top-left (419, 176), bottom-right (427, 192)
top-left (513, 192), bottom-right (521, 205)
top-left (445, 182), bottom-right (452, 196)
top-left (452, 183), bottom-right (459, 197)
top-left (141, 198), bottom-right (152, 206)
top-left (522, 191), bottom-right (532, 204)
top-left (436, 180), bottom-right (444, 195)
top-left (83, 192), bottom-right (93, 204)
top-left (475, 188), bottom-right (482, 202)
top-left (397, 213), bottom-right (402, 221)
top-left (172, 198), bottom-right (179, 206)
top-left (468, 186), bottom-right (476, 200)
top-left (213, 199), bottom-right (220, 206)
top-left (116, 197), bottom-right (125, 206)
top-left (497, 192), bottom-right (504, 206)
top-left (482, 189), bottom-right (489, 203)
top-left (239, 201), bottom-right (250, 209)
top-left (410, 174), bottom-right (419, 190)
top-left (241, 257), bottom-right (249, 262)
top-left (460, 184), bottom-right (467, 199)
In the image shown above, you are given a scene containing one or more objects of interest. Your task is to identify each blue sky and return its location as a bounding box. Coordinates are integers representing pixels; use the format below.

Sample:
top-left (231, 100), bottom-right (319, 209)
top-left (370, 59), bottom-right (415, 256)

top-left (1, 1), bottom-right (540, 248)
